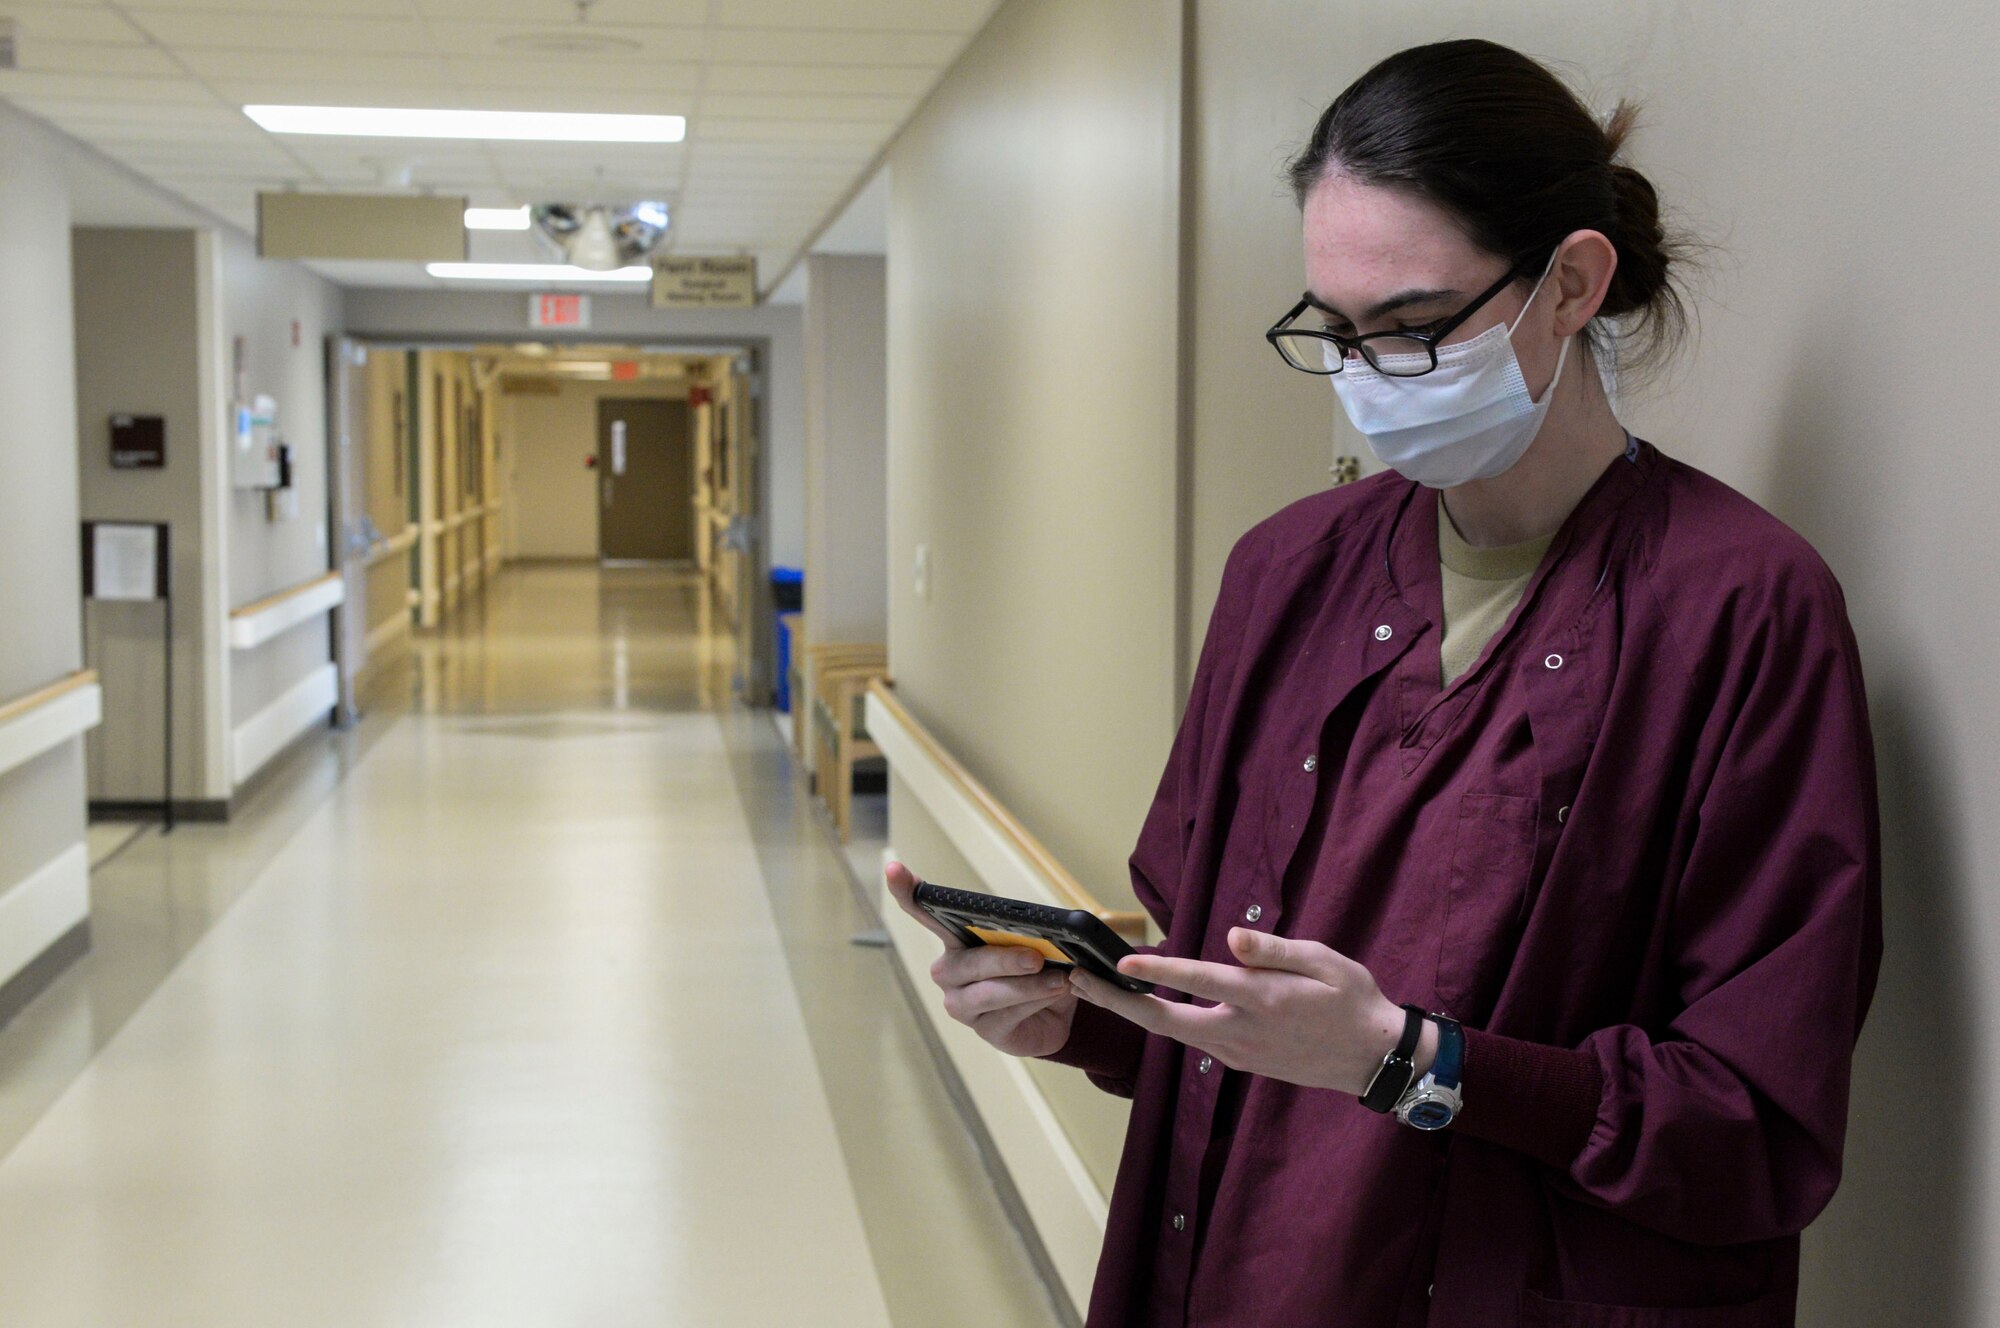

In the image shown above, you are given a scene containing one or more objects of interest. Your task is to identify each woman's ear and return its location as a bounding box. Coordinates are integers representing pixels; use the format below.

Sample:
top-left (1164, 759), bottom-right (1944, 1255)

top-left (1551, 229), bottom-right (1617, 336)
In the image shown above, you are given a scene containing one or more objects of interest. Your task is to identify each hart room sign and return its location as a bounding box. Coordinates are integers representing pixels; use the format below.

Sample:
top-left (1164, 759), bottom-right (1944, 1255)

top-left (651, 257), bottom-right (757, 309)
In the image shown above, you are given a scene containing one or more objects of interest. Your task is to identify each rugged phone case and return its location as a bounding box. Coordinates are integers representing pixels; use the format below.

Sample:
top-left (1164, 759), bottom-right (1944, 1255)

top-left (912, 881), bottom-right (1155, 995)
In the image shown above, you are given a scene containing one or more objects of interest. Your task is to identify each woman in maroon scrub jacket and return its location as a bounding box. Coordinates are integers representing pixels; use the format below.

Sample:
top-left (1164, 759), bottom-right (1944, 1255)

top-left (887, 38), bottom-right (1880, 1328)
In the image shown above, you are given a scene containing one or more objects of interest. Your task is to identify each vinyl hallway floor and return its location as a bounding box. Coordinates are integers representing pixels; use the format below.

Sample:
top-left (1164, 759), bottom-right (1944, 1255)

top-left (0, 564), bottom-right (1065, 1327)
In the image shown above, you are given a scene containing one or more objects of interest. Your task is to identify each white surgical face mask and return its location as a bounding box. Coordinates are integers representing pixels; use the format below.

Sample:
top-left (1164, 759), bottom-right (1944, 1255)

top-left (1328, 254), bottom-right (1569, 489)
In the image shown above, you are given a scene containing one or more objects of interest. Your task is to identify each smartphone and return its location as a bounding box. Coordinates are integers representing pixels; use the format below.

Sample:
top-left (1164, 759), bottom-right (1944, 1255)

top-left (912, 881), bottom-right (1154, 994)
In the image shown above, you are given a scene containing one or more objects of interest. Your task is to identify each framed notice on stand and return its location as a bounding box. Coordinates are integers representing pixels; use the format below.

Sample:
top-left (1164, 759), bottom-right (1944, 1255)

top-left (80, 521), bottom-right (175, 832)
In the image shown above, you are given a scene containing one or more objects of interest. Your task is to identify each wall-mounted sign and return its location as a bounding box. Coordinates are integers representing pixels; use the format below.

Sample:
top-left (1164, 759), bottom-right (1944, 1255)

top-left (651, 256), bottom-right (757, 309)
top-left (83, 522), bottom-right (169, 602)
top-left (109, 414), bottom-right (166, 469)
top-left (257, 191), bottom-right (468, 262)
top-left (531, 293), bottom-right (590, 328)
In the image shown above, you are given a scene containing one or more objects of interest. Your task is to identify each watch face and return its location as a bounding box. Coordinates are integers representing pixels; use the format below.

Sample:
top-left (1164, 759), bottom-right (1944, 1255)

top-left (1406, 1099), bottom-right (1455, 1131)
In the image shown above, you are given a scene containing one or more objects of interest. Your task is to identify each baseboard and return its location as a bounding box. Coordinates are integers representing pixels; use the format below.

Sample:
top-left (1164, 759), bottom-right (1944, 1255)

top-left (0, 919), bottom-right (89, 1033)
top-left (231, 662), bottom-right (337, 791)
top-left (89, 799), bottom-right (229, 823)
top-left (225, 703), bottom-right (340, 817)
top-left (0, 841), bottom-right (91, 1007)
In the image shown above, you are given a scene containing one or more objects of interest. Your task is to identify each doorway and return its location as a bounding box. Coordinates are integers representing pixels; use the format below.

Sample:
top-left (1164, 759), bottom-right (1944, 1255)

top-left (597, 397), bottom-right (695, 563)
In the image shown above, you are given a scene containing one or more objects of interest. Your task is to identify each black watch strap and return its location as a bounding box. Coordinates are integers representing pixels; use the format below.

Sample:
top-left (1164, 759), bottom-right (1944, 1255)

top-left (1360, 1003), bottom-right (1427, 1113)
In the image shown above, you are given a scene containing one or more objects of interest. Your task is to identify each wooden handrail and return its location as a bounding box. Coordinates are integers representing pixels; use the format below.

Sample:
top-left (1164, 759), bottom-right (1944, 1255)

top-left (229, 570), bottom-right (341, 622)
top-left (0, 669), bottom-right (99, 729)
top-left (865, 677), bottom-right (1149, 941)
top-left (363, 527), bottom-right (419, 567)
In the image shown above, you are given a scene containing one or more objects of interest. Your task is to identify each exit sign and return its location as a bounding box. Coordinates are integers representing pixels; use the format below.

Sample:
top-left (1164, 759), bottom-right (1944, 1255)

top-left (530, 293), bottom-right (590, 328)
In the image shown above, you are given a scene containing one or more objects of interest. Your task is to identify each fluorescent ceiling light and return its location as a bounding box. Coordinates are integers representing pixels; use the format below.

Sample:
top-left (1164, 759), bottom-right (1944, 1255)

top-left (464, 206), bottom-right (530, 231)
top-left (427, 262), bottom-right (652, 283)
top-left (245, 105), bottom-right (686, 143)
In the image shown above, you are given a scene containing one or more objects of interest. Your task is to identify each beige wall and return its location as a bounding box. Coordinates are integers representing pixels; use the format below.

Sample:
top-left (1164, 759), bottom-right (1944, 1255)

top-left (802, 254), bottom-right (888, 646)
top-left (1183, 3), bottom-right (1996, 1321)
top-left (220, 229), bottom-right (343, 733)
top-left (73, 228), bottom-right (208, 803)
top-left (0, 103), bottom-right (88, 961)
top-left (885, 0), bottom-right (1185, 913)
top-left (499, 377), bottom-right (696, 561)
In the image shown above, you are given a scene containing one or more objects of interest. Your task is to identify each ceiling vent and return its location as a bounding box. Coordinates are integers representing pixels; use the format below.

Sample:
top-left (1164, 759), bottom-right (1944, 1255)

top-left (530, 202), bottom-right (670, 271)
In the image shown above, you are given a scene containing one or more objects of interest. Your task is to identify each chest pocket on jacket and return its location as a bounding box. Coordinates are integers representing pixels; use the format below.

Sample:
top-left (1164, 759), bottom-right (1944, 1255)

top-left (1434, 791), bottom-right (1539, 1017)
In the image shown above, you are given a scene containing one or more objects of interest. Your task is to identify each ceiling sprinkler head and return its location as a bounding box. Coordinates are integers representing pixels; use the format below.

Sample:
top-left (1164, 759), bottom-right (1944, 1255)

top-left (530, 202), bottom-right (671, 271)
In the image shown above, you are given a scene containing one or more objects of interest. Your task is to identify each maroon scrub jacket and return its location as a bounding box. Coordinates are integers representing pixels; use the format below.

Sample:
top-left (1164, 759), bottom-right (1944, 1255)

top-left (1039, 439), bottom-right (1882, 1326)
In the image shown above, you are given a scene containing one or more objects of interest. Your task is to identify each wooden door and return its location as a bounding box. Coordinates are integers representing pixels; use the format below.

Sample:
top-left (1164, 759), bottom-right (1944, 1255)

top-left (597, 398), bottom-right (695, 562)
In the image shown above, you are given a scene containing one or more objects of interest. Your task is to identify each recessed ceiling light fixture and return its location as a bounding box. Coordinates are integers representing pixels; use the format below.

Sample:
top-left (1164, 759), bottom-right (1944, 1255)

top-left (426, 262), bottom-right (652, 282)
top-left (245, 105), bottom-right (685, 143)
top-left (464, 206), bottom-right (531, 230)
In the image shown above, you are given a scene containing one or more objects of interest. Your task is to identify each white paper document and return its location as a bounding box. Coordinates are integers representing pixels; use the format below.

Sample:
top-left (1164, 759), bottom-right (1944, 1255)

top-left (92, 524), bottom-right (161, 601)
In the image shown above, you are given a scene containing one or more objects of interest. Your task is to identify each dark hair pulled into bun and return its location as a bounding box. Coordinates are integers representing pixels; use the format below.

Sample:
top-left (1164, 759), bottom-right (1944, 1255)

top-left (1288, 40), bottom-right (1694, 379)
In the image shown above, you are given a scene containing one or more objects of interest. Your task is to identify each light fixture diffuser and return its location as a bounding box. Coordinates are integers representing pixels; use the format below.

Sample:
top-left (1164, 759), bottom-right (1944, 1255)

top-left (245, 105), bottom-right (686, 143)
top-left (464, 206), bottom-right (531, 231)
top-left (426, 262), bottom-right (652, 283)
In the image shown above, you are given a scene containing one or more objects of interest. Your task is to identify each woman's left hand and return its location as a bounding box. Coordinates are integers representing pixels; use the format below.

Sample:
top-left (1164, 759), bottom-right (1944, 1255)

top-left (1068, 927), bottom-right (1428, 1096)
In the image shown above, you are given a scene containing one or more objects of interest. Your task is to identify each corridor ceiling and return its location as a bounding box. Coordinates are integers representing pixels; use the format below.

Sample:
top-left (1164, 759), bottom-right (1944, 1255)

top-left (0, 0), bottom-right (996, 287)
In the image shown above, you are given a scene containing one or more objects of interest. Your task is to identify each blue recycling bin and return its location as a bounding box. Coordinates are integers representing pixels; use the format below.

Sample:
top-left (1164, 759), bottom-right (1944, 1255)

top-left (771, 567), bottom-right (803, 712)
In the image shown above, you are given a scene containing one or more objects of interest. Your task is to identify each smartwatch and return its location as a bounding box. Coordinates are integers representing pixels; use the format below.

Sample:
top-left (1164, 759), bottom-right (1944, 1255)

top-left (1360, 1003), bottom-right (1427, 1113)
top-left (1394, 1013), bottom-right (1464, 1131)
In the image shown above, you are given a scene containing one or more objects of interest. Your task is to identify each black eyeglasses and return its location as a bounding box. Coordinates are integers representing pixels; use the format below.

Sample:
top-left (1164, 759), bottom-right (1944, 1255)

top-left (1265, 258), bottom-right (1533, 378)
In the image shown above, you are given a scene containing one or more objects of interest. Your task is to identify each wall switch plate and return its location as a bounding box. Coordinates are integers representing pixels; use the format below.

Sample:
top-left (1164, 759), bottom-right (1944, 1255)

top-left (913, 542), bottom-right (930, 600)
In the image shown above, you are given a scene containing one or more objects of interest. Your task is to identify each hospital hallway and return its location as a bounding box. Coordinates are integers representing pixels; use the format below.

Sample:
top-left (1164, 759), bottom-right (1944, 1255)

top-left (0, 564), bottom-right (1064, 1328)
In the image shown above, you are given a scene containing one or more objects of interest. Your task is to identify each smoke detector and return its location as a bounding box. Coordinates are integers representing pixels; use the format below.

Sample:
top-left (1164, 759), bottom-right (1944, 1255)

top-left (530, 202), bottom-right (670, 271)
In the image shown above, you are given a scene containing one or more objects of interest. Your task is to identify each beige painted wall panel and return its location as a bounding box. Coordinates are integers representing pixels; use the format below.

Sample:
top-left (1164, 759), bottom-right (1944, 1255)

top-left (73, 228), bottom-right (209, 802)
top-left (886, 0), bottom-right (1184, 915)
top-left (501, 379), bottom-right (695, 561)
top-left (0, 104), bottom-right (88, 889)
top-left (221, 229), bottom-right (343, 734)
top-left (1186, 3), bottom-right (1997, 1320)
top-left (802, 253), bottom-right (888, 647)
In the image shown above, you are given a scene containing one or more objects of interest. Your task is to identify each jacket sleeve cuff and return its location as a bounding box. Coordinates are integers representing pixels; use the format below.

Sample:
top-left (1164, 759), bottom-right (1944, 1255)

top-left (1035, 994), bottom-right (1145, 1097)
top-left (1451, 1026), bottom-right (1604, 1170)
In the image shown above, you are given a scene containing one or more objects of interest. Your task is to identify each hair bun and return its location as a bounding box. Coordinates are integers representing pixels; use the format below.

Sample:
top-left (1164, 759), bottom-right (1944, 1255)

top-left (1605, 161), bottom-right (1670, 315)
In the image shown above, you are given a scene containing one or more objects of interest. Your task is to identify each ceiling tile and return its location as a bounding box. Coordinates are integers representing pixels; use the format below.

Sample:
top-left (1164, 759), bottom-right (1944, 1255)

top-left (705, 27), bottom-right (960, 66)
top-left (698, 93), bottom-right (912, 122)
top-left (210, 80), bottom-right (641, 109)
top-left (20, 100), bottom-right (248, 130)
top-left (414, 0), bottom-right (709, 24)
top-left (4, 7), bottom-right (150, 45)
top-left (179, 51), bottom-right (452, 85)
top-left (703, 62), bottom-right (935, 96)
top-left (0, 72), bottom-right (212, 103)
top-left (124, 12), bottom-right (430, 54)
top-left (13, 0), bottom-right (989, 281)
top-left (16, 43), bottom-right (183, 76)
top-left (713, 0), bottom-right (995, 31)
top-left (697, 118), bottom-right (891, 144)
top-left (444, 56), bottom-right (704, 93)
top-left (423, 19), bottom-right (707, 59)
top-left (120, 0), bottom-right (416, 14)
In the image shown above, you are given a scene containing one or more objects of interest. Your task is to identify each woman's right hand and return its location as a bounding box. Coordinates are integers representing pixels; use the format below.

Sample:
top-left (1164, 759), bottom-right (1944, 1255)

top-left (885, 860), bottom-right (1079, 1058)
